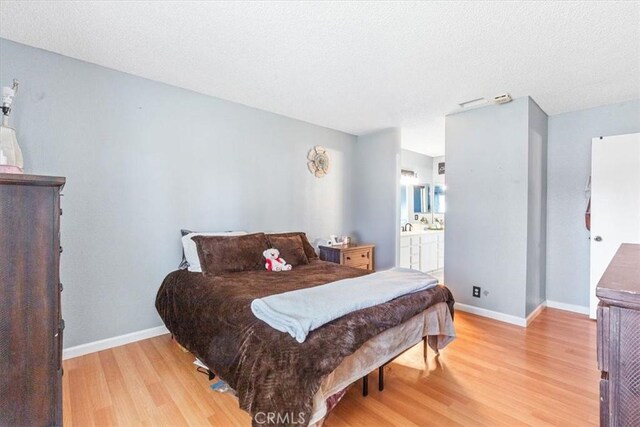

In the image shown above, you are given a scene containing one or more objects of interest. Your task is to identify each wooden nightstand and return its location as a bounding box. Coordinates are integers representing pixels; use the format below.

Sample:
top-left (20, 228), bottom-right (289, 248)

top-left (319, 244), bottom-right (375, 271)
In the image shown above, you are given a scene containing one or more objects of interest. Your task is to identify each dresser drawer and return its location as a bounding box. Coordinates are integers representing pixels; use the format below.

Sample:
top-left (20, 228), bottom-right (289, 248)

top-left (342, 248), bottom-right (372, 267)
top-left (319, 244), bottom-right (375, 271)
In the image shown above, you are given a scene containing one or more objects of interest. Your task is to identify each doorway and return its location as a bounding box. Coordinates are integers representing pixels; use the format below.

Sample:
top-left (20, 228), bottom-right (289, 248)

top-left (589, 133), bottom-right (640, 318)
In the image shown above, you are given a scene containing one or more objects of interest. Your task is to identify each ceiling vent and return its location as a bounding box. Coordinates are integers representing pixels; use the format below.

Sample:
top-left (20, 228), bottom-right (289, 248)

top-left (492, 93), bottom-right (512, 104)
top-left (458, 93), bottom-right (512, 110)
top-left (458, 97), bottom-right (488, 109)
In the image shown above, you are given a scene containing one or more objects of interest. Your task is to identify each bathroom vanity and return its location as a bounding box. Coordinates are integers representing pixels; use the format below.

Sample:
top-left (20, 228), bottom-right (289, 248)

top-left (399, 229), bottom-right (444, 273)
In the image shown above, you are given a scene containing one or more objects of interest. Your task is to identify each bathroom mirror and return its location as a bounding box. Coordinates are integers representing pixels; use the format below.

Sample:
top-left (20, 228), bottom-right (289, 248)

top-left (400, 185), bottom-right (409, 223)
top-left (434, 185), bottom-right (446, 214)
top-left (413, 184), bottom-right (431, 214)
top-left (400, 183), bottom-right (431, 225)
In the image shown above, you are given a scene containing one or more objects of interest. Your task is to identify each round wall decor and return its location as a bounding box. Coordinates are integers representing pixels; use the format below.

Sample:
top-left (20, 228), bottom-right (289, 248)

top-left (307, 145), bottom-right (330, 178)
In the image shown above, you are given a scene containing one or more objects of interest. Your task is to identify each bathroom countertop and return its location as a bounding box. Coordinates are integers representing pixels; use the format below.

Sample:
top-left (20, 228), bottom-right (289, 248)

top-left (400, 228), bottom-right (444, 236)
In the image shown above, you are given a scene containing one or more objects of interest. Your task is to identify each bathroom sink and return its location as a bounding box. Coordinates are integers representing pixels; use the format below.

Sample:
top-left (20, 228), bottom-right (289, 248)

top-left (401, 228), bottom-right (443, 235)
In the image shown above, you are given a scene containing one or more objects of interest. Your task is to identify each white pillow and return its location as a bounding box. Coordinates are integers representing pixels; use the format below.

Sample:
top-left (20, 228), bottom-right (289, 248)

top-left (182, 231), bottom-right (247, 272)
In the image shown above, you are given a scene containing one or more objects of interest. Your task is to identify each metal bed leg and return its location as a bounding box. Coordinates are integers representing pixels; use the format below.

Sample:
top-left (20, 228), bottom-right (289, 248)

top-left (362, 374), bottom-right (369, 396)
top-left (361, 337), bottom-right (433, 398)
top-left (423, 336), bottom-right (428, 361)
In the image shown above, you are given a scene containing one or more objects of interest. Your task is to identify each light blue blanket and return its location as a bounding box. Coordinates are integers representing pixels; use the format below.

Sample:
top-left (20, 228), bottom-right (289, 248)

top-left (250, 268), bottom-right (438, 343)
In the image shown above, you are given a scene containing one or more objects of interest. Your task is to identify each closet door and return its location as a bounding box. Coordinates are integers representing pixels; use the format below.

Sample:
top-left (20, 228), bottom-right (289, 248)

top-left (590, 133), bottom-right (640, 318)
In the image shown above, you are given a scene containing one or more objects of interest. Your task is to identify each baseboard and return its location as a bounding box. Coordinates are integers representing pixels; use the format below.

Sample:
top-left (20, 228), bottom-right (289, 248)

top-left (545, 300), bottom-right (590, 315)
top-left (526, 302), bottom-right (546, 326)
top-left (63, 325), bottom-right (169, 360)
top-left (62, 301), bottom-right (586, 360)
top-left (455, 303), bottom-right (527, 327)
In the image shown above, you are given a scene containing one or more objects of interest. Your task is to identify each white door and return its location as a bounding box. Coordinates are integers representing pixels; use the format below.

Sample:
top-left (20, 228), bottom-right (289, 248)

top-left (590, 133), bottom-right (640, 318)
top-left (425, 241), bottom-right (438, 271)
top-left (420, 234), bottom-right (438, 272)
top-left (409, 237), bottom-right (421, 270)
top-left (420, 237), bottom-right (430, 272)
top-left (399, 236), bottom-right (411, 268)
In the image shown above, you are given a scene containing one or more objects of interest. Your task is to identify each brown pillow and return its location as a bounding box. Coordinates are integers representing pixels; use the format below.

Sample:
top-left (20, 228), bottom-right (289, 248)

top-left (267, 232), bottom-right (318, 260)
top-left (267, 235), bottom-right (309, 266)
top-left (192, 232), bottom-right (269, 275)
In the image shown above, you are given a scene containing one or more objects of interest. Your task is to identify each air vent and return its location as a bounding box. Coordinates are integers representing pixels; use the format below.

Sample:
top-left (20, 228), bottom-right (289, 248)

top-left (459, 98), bottom-right (488, 109)
top-left (492, 93), bottom-right (512, 104)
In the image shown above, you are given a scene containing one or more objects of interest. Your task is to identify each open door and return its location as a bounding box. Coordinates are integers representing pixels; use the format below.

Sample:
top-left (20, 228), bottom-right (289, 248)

top-left (589, 133), bottom-right (640, 318)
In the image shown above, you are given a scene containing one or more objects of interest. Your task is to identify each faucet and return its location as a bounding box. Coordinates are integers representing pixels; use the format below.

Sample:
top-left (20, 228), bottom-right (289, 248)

top-left (401, 223), bottom-right (413, 232)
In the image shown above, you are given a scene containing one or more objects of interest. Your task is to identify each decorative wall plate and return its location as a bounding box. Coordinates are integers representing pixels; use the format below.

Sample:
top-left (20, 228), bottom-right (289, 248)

top-left (307, 145), bottom-right (330, 178)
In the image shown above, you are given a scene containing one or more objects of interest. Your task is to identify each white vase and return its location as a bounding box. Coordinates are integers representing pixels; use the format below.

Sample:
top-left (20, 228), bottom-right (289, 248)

top-left (0, 116), bottom-right (23, 174)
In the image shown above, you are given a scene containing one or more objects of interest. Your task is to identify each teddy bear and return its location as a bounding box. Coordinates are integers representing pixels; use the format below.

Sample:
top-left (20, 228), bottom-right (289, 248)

top-left (263, 248), bottom-right (292, 272)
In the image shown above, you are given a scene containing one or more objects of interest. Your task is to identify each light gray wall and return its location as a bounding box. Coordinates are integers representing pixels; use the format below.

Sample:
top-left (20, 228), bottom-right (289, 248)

top-left (353, 128), bottom-right (401, 269)
top-left (432, 155), bottom-right (445, 186)
top-left (0, 38), bottom-right (359, 348)
top-left (525, 98), bottom-right (548, 316)
top-left (546, 99), bottom-right (640, 307)
top-left (445, 97), bottom-right (530, 318)
top-left (401, 149), bottom-right (433, 187)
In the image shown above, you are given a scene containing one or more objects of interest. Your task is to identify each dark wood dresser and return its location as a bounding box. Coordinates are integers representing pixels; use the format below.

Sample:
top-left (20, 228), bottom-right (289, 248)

top-left (596, 243), bottom-right (640, 427)
top-left (0, 173), bottom-right (65, 427)
top-left (319, 243), bottom-right (375, 270)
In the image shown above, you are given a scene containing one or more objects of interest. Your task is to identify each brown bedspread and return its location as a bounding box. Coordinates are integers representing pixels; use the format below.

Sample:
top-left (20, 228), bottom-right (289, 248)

top-left (155, 260), bottom-right (454, 426)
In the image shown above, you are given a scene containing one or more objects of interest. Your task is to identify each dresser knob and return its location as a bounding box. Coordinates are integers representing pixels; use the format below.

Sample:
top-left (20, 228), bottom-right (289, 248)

top-left (346, 256), bottom-right (351, 260)
top-left (59, 246), bottom-right (63, 254)
top-left (59, 208), bottom-right (63, 216)
top-left (361, 254), bottom-right (365, 257)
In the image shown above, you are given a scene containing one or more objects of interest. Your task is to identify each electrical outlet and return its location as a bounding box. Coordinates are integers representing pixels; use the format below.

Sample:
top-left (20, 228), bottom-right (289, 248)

top-left (473, 286), bottom-right (481, 298)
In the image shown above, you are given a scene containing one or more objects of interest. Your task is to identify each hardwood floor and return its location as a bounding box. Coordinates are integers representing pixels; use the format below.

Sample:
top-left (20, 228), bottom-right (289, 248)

top-left (62, 308), bottom-right (599, 426)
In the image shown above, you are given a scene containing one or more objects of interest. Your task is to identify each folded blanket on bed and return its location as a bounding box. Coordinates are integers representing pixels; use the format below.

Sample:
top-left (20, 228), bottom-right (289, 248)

top-left (251, 267), bottom-right (438, 342)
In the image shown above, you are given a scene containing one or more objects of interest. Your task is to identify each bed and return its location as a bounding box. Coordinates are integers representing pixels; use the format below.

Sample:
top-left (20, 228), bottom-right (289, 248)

top-left (156, 256), bottom-right (455, 426)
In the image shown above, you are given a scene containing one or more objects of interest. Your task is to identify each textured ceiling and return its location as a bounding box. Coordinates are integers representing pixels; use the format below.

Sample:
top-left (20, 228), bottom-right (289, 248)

top-left (1, 1), bottom-right (639, 156)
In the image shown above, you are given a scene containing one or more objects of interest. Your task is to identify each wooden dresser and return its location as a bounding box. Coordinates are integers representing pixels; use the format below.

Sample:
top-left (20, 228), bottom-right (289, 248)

top-left (319, 243), bottom-right (375, 271)
top-left (596, 243), bottom-right (640, 427)
top-left (0, 174), bottom-right (66, 426)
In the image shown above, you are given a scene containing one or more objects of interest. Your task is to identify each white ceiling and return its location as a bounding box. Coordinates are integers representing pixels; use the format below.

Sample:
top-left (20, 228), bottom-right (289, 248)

top-left (1, 1), bottom-right (639, 156)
